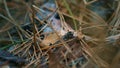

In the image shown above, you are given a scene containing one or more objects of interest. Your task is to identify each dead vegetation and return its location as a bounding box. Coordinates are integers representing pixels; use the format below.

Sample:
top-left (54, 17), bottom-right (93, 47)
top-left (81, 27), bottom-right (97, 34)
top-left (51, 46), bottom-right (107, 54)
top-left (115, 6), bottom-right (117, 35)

top-left (0, 0), bottom-right (120, 68)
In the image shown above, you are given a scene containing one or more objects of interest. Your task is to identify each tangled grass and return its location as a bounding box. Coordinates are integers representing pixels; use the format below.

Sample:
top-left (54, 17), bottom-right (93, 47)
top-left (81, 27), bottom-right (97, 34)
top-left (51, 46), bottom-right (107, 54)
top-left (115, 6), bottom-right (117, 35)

top-left (0, 0), bottom-right (120, 68)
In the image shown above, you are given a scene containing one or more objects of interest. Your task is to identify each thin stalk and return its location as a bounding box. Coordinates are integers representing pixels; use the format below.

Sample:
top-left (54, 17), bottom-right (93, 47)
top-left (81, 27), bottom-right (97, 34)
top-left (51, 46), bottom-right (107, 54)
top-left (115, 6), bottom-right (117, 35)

top-left (7, 31), bottom-right (14, 44)
top-left (63, 0), bottom-right (77, 30)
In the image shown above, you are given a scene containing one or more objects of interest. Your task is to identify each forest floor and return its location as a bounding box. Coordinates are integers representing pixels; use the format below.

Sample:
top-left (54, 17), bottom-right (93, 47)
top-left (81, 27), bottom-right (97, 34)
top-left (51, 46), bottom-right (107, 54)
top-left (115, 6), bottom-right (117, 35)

top-left (0, 0), bottom-right (120, 68)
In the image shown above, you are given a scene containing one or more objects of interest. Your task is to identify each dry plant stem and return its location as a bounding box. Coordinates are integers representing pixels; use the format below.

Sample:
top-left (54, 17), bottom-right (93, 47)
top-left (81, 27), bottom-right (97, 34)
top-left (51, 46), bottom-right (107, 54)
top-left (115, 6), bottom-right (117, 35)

top-left (110, 1), bottom-right (120, 35)
top-left (80, 39), bottom-right (109, 68)
top-left (24, 11), bottom-right (29, 23)
top-left (25, 52), bottom-right (48, 67)
top-left (42, 6), bottom-right (88, 26)
top-left (34, 53), bottom-right (41, 64)
top-left (107, 10), bottom-right (116, 23)
top-left (29, 52), bottom-right (36, 61)
top-left (2, 0), bottom-right (31, 38)
top-left (10, 38), bottom-right (32, 52)
top-left (84, 33), bottom-right (120, 43)
top-left (35, 24), bottom-right (40, 37)
top-left (58, 0), bottom-right (106, 24)
top-left (106, 34), bottom-right (120, 41)
top-left (21, 43), bottom-right (32, 56)
top-left (63, 0), bottom-right (77, 30)
top-left (26, 51), bottom-right (32, 61)
top-left (3, 0), bottom-right (14, 21)
top-left (60, 12), bottom-right (74, 32)
top-left (31, 6), bottom-right (37, 47)
top-left (41, 4), bottom-right (82, 24)
top-left (32, 5), bottom-right (45, 18)
top-left (33, 4), bottom-right (58, 22)
top-left (57, 1), bottom-right (107, 33)
top-left (75, 2), bottom-right (106, 24)
top-left (28, 51), bottom-right (32, 58)
top-left (41, 38), bottom-right (75, 50)
top-left (16, 27), bottom-right (24, 41)
top-left (43, 8), bottom-right (58, 21)
top-left (82, 25), bottom-right (107, 30)
top-left (33, 45), bottom-right (38, 60)
top-left (14, 42), bottom-right (32, 55)
top-left (36, 42), bottom-right (43, 54)
top-left (7, 31), bottom-right (14, 44)
top-left (25, 59), bottom-right (38, 68)
top-left (0, 23), bottom-right (12, 33)
top-left (83, 0), bottom-right (97, 5)
top-left (38, 24), bottom-right (49, 33)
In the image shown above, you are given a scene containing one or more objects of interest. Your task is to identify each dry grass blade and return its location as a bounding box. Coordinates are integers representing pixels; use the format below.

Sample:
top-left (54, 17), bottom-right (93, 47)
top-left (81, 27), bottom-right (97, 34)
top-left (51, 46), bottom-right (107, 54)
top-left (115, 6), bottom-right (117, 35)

top-left (0, 23), bottom-right (13, 33)
top-left (3, 0), bottom-right (31, 38)
top-left (80, 39), bottom-right (109, 68)
top-left (109, 1), bottom-right (120, 35)
top-left (7, 31), bottom-right (14, 44)
top-left (83, 0), bottom-right (97, 5)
